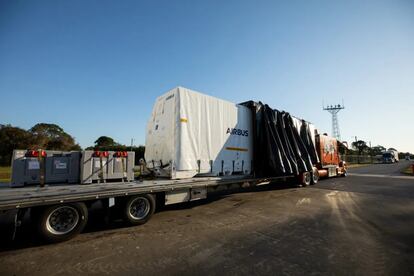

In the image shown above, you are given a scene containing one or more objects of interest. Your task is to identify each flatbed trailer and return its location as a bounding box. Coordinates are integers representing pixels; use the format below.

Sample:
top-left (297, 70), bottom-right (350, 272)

top-left (1, 88), bottom-right (348, 244)
top-left (0, 175), bottom-right (294, 243)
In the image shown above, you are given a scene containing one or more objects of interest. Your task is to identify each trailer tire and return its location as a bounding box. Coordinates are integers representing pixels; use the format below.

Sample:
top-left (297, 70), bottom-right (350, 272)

top-left (311, 169), bottom-right (319, 185)
top-left (35, 202), bottom-right (88, 243)
top-left (301, 172), bottom-right (311, 187)
top-left (122, 194), bottom-right (155, 225)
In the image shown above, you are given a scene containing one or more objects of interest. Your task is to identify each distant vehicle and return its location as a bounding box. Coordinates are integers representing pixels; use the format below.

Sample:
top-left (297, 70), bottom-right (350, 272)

top-left (382, 150), bottom-right (399, 163)
top-left (406, 155), bottom-right (411, 161)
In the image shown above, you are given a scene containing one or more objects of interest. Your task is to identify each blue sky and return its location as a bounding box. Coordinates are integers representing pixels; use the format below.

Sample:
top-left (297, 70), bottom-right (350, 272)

top-left (1, 0), bottom-right (413, 152)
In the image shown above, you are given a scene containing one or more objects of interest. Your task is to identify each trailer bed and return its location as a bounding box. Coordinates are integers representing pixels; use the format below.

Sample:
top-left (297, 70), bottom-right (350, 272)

top-left (0, 175), bottom-right (287, 211)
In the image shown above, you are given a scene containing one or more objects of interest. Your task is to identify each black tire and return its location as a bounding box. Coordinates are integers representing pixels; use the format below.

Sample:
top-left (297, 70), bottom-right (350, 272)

top-left (122, 194), bottom-right (156, 225)
top-left (301, 172), bottom-right (311, 187)
top-left (35, 202), bottom-right (88, 243)
top-left (311, 169), bottom-right (319, 185)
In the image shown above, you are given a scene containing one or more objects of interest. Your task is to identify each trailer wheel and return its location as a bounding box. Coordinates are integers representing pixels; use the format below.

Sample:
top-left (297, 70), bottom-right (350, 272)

top-left (123, 194), bottom-right (155, 225)
top-left (301, 172), bottom-right (311, 186)
top-left (311, 169), bottom-right (319, 185)
top-left (35, 203), bottom-right (88, 243)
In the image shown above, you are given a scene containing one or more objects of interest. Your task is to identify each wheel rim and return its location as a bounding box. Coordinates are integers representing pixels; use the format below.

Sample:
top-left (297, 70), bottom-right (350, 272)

top-left (46, 206), bottom-right (80, 235)
top-left (313, 171), bottom-right (319, 182)
top-left (129, 197), bottom-right (150, 220)
top-left (304, 172), bottom-right (311, 185)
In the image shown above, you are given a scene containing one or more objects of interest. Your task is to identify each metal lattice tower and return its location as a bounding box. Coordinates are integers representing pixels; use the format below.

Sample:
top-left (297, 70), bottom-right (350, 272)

top-left (323, 103), bottom-right (345, 141)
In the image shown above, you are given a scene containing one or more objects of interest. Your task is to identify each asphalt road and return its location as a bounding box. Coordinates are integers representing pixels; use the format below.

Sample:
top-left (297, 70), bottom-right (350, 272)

top-left (0, 161), bottom-right (413, 275)
top-left (349, 160), bottom-right (412, 176)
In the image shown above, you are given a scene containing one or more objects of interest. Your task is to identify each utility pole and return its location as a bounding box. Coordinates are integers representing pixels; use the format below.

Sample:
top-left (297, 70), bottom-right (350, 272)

top-left (130, 138), bottom-right (134, 151)
top-left (323, 103), bottom-right (345, 141)
top-left (352, 136), bottom-right (359, 164)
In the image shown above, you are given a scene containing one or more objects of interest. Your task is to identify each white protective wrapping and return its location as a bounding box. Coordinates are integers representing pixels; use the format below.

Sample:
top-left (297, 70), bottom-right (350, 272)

top-left (145, 87), bottom-right (253, 179)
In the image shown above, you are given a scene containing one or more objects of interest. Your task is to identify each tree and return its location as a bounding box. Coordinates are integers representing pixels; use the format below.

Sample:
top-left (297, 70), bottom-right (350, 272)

top-left (0, 125), bottom-right (34, 165)
top-left (87, 136), bottom-right (145, 165)
top-left (0, 123), bottom-right (80, 165)
top-left (94, 136), bottom-right (117, 148)
top-left (352, 140), bottom-right (369, 164)
top-left (371, 145), bottom-right (386, 156)
top-left (30, 123), bottom-right (81, 150)
top-left (133, 145), bottom-right (145, 163)
top-left (352, 140), bottom-right (368, 155)
top-left (388, 147), bottom-right (397, 151)
top-left (399, 152), bottom-right (412, 159)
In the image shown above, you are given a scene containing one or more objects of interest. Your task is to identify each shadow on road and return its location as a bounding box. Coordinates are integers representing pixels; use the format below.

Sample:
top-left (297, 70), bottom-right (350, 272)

top-left (0, 181), bottom-right (295, 252)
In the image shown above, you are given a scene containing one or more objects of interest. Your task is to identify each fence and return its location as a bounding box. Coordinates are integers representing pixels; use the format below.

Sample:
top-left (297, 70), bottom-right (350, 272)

top-left (341, 155), bottom-right (383, 164)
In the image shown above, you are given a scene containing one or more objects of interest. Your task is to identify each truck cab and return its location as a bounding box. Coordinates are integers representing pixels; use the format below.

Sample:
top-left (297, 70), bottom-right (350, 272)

top-left (315, 134), bottom-right (347, 178)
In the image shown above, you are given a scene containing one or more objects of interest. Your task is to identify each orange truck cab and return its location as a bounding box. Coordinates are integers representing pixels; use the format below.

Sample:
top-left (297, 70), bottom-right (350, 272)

top-left (315, 133), bottom-right (347, 178)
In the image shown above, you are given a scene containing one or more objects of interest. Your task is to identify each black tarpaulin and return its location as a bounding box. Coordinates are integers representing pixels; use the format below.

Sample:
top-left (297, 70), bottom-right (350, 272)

top-left (240, 101), bottom-right (318, 177)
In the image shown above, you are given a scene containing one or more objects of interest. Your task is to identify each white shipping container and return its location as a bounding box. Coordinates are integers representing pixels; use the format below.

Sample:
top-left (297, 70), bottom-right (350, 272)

top-left (145, 87), bottom-right (253, 179)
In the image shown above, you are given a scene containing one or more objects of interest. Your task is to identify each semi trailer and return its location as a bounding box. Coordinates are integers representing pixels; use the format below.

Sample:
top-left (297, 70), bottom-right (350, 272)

top-left (0, 87), bottom-right (347, 243)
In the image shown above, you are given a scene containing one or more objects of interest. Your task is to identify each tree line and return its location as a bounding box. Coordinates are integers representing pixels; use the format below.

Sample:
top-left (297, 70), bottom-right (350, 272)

top-left (0, 124), bottom-right (144, 166)
top-left (1, 123), bottom-right (411, 166)
top-left (350, 140), bottom-right (412, 159)
top-left (86, 136), bottom-right (145, 165)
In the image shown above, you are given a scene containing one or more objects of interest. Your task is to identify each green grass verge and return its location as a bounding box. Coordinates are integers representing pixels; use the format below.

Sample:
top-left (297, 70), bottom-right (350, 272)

top-left (347, 163), bottom-right (372, 169)
top-left (402, 165), bottom-right (414, 175)
top-left (0, 166), bottom-right (11, 182)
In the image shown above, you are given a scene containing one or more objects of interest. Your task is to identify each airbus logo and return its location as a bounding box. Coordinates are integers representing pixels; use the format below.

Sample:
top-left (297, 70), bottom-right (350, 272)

top-left (226, 128), bottom-right (249, 137)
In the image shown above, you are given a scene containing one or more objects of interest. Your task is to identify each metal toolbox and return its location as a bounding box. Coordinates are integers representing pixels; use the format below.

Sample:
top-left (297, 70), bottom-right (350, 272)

top-left (80, 150), bottom-right (135, 184)
top-left (10, 150), bottom-right (81, 187)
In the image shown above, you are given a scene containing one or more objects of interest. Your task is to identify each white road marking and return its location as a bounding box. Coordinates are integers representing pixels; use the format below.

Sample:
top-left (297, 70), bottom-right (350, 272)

top-left (348, 173), bottom-right (414, 180)
top-left (295, 197), bottom-right (311, 206)
top-left (326, 191), bottom-right (339, 197)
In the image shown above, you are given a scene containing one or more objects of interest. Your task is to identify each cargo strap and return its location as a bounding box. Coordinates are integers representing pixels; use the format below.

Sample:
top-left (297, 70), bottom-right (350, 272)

top-left (99, 156), bottom-right (106, 183)
top-left (38, 149), bottom-right (45, 188)
top-left (121, 157), bottom-right (126, 182)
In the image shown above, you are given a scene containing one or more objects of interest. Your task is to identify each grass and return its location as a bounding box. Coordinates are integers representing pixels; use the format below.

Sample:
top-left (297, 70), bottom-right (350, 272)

top-left (402, 164), bottom-right (414, 175)
top-left (0, 166), bottom-right (11, 182)
top-left (346, 163), bottom-right (372, 169)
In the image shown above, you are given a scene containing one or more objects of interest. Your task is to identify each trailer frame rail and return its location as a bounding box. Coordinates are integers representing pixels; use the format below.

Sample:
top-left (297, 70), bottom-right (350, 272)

top-left (0, 175), bottom-right (290, 211)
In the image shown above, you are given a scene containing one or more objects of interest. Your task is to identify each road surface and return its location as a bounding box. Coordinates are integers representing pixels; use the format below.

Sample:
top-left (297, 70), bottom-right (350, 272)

top-left (0, 161), bottom-right (413, 275)
top-left (349, 160), bottom-right (412, 176)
